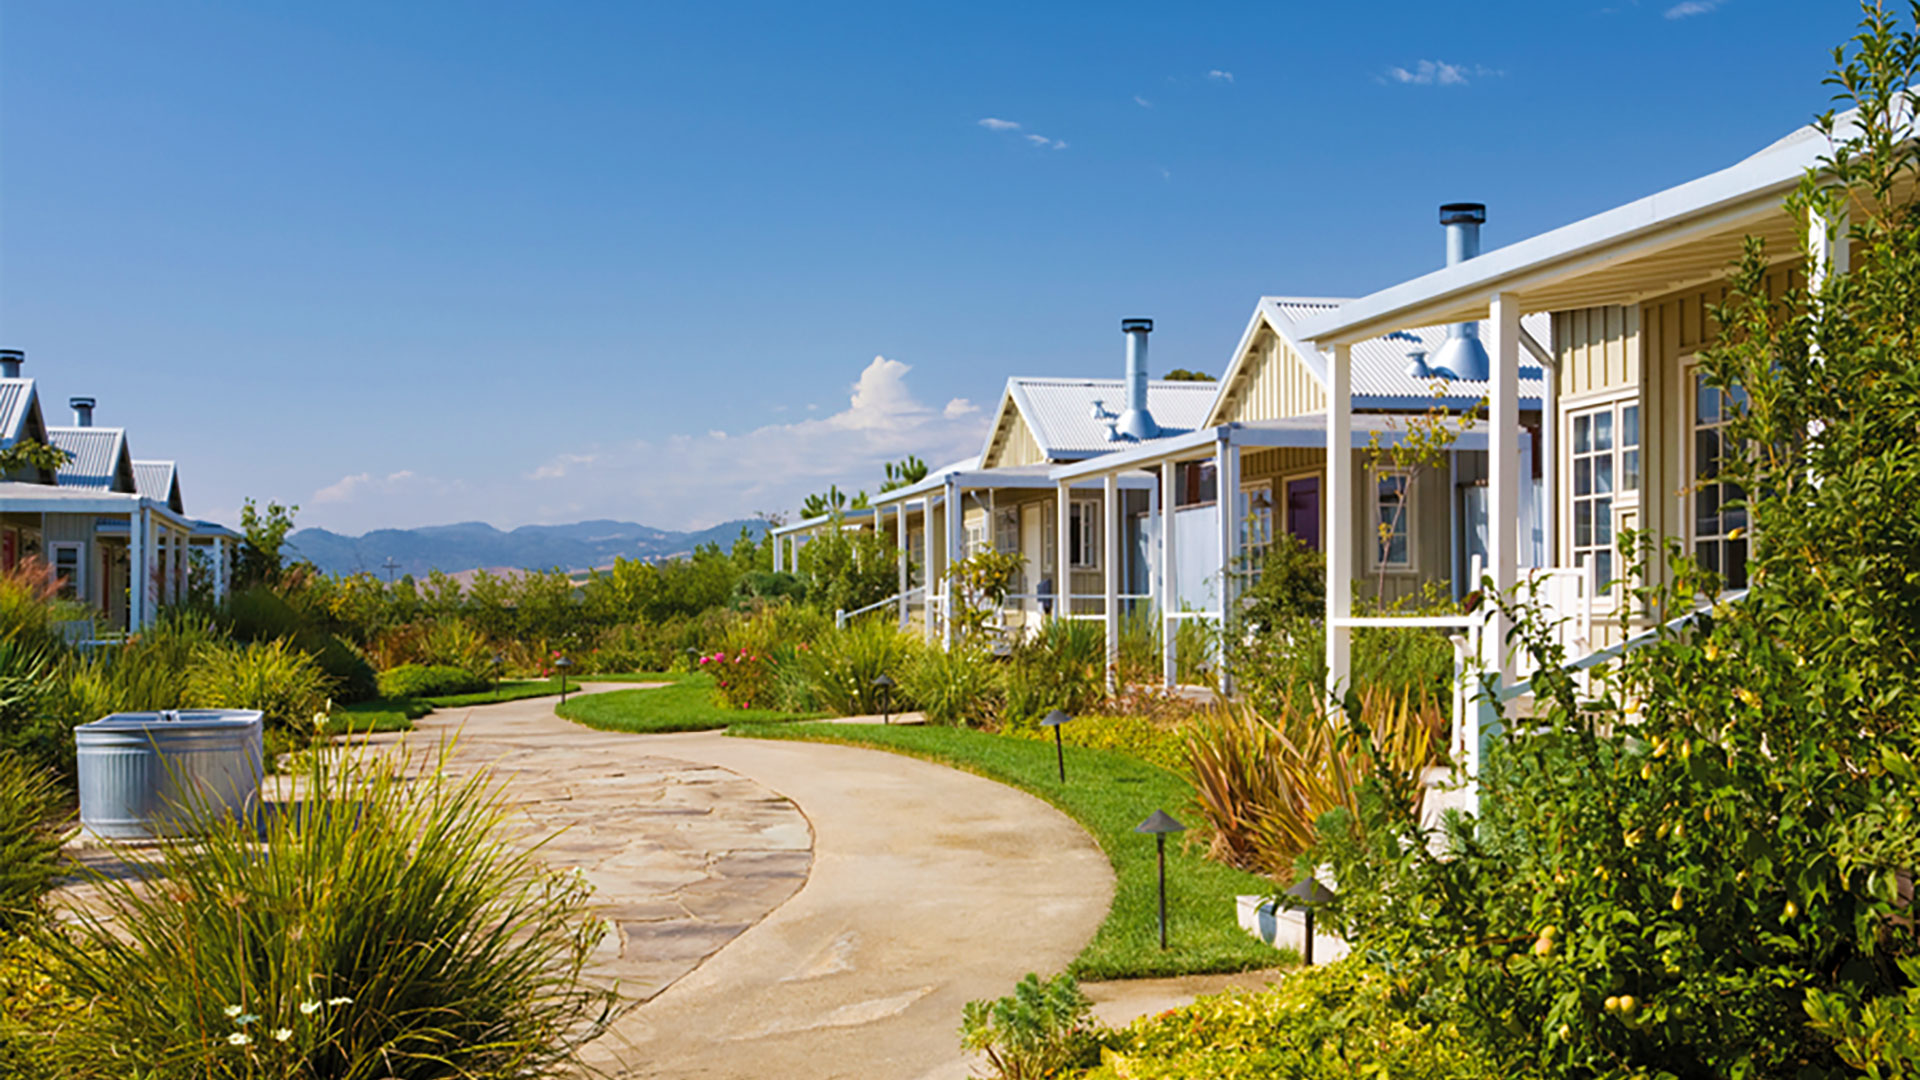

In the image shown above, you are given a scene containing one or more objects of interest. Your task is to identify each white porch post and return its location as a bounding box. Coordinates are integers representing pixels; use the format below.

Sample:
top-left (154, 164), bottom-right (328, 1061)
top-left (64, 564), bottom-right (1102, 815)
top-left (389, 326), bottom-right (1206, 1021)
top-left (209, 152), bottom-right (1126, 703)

top-left (1809, 203), bottom-right (1850, 291)
top-left (1325, 344), bottom-right (1353, 711)
top-left (1056, 480), bottom-right (1072, 622)
top-left (922, 496), bottom-right (936, 644)
top-left (1146, 470), bottom-right (1161, 626)
top-left (1487, 292), bottom-right (1522, 687)
top-left (213, 536), bottom-right (229, 604)
top-left (1216, 434), bottom-right (1239, 697)
top-left (896, 502), bottom-right (909, 628)
top-left (1103, 473), bottom-right (1120, 693)
top-left (943, 477), bottom-right (960, 650)
top-left (169, 527), bottom-right (182, 605)
top-left (1160, 460), bottom-right (1178, 688)
top-left (128, 505), bottom-right (146, 631)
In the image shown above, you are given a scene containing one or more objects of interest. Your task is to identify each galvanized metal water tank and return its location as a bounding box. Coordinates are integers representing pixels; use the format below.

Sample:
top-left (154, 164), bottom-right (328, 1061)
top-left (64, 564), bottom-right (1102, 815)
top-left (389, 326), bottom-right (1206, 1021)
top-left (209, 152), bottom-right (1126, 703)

top-left (74, 709), bottom-right (265, 839)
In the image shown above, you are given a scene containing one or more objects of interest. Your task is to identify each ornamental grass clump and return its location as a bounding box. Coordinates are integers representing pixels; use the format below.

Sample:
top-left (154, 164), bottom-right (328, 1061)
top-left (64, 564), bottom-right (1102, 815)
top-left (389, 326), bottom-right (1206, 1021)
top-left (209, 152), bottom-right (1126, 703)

top-left (39, 741), bottom-right (617, 1079)
top-left (801, 617), bottom-right (920, 716)
top-left (0, 750), bottom-right (64, 935)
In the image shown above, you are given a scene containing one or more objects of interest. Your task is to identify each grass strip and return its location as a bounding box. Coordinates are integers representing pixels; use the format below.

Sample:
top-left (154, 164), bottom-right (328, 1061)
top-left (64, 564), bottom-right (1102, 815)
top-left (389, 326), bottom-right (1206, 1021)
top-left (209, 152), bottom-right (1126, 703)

top-left (325, 673), bottom-right (697, 735)
top-left (555, 674), bottom-right (823, 733)
top-left (728, 721), bottom-right (1289, 980)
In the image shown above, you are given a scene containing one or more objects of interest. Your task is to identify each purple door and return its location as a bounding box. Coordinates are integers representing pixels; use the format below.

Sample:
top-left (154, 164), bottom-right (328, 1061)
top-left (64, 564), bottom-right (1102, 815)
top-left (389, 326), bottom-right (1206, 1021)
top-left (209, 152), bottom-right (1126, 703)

top-left (1286, 477), bottom-right (1321, 550)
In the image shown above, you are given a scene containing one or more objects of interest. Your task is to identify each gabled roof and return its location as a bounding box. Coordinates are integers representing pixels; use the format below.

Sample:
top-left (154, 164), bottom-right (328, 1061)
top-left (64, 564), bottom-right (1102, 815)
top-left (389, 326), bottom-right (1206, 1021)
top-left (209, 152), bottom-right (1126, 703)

top-left (133, 460), bottom-right (184, 513)
top-left (1208, 297), bottom-right (1550, 424)
top-left (1296, 103), bottom-right (1894, 345)
top-left (49, 427), bottom-right (138, 493)
top-left (0, 379), bottom-right (55, 484)
top-left (982, 377), bottom-right (1221, 465)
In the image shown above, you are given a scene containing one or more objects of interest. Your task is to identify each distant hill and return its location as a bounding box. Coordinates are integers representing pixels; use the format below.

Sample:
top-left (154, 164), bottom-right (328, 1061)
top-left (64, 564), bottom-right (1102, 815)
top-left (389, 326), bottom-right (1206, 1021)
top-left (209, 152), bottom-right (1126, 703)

top-left (287, 518), bottom-right (768, 578)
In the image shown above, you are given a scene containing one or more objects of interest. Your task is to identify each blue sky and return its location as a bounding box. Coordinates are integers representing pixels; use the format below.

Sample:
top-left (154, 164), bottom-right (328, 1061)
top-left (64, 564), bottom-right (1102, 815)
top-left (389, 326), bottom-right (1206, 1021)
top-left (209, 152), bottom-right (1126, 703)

top-left (0, 0), bottom-right (1853, 534)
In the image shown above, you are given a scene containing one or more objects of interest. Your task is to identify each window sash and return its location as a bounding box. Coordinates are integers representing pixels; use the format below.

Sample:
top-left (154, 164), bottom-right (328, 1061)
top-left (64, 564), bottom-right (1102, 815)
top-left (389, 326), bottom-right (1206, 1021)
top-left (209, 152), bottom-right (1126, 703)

top-left (1372, 471), bottom-right (1412, 569)
top-left (1068, 500), bottom-right (1101, 570)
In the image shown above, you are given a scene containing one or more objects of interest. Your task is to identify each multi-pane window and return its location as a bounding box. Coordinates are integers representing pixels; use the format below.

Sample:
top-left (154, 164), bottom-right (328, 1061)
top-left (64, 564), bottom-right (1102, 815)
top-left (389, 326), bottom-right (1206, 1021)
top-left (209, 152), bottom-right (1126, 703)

top-left (52, 544), bottom-right (80, 601)
top-left (995, 509), bottom-right (1022, 592)
top-left (965, 513), bottom-right (991, 557)
top-left (1175, 461), bottom-right (1218, 508)
top-left (1068, 500), bottom-right (1100, 569)
top-left (1570, 401), bottom-right (1639, 588)
top-left (1693, 373), bottom-right (1749, 589)
top-left (1238, 483), bottom-right (1275, 581)
top-left (1372, 470), bottom-right (1412, 570)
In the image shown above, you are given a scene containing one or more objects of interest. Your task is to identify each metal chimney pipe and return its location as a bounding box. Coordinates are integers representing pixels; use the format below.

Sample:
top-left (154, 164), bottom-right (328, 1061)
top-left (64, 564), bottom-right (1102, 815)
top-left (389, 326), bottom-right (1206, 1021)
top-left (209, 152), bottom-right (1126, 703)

top-left (1429, 203), bottom-right (1491, 381)
top-left (0, 350), bottom-right (21, 379)
top-left (70, 396), bottom-right (95, 427)
top-left (1115, 318), bottom-right (1160, 441)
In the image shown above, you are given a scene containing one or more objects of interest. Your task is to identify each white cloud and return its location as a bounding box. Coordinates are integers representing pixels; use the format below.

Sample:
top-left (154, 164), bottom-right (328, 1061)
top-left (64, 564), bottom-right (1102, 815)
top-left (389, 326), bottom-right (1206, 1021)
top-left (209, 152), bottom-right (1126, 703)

top-left (943, 398), bottom-right (979, 419)
top-left (1023, 133), bottom-right (1067, 149)
top-left (1133, 95), bottom-right (1152, 108)
top-left (1207, 69), bottom-right (1234, 83)
top-left (529, 453), bottom-right (599, 481)
top-left (1385, 60), bottom-right (1502, 86)
top-left (314, 469), bottom-right (431, 504)
top-left (1664, 0), bottom-right (1721, 16)
top-left (977, 117), bottom-right (1021, 131)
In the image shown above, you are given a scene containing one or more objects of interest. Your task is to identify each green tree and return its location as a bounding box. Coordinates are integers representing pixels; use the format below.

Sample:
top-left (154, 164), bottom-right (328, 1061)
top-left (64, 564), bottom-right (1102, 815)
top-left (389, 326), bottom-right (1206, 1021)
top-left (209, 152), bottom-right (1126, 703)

top-left (236, 498), bottom-right (298, 586)
top-left (879, 454), bottom-right (928, 493)
top-left (1161, 368), bottom-right (1214, 382)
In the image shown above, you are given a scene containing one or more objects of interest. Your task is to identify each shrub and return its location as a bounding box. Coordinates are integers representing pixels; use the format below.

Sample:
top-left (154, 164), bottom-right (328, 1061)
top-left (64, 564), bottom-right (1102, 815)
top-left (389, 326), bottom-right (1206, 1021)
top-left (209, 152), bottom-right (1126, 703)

top-left (903, 645), bottom-right (1002, 726)
top-left (1087, 957), bottom-right (1504, 1079)
top-left (1009, 709), bottom-right (1189, 771)
top-left (1001, 618), bottom-right (1105, 729)
top-left (959, 972), bottom-right (1103, 1080)
top-left (0, 934), bottom-right (81, 1080)
top-left (185, 638), bottom-right (332, 734)
top-left (0, 751), bottom-right (63, 935)
top-left (0, 640), bottom-right (61, 777)
top-left (38, 743), bottom-right (616, 1079)
top-left (376, 663), bottom-right (489, 700)
top-left (223, 586), bottom-right (377, 703)
top-left (418, 617), bottom-right (491, 673)
top-left (1185, 690), bottom-right (1442, 879)
top-left (801, 618), bottom-right (920, 716)
top-left (701, 647), bottom-right (777, 710)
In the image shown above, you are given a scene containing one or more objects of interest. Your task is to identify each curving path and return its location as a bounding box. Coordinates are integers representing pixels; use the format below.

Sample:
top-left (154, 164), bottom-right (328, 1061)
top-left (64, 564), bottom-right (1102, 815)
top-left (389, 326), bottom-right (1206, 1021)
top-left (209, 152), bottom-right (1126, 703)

top-left (400, 685), bottom-right (1115, 1080)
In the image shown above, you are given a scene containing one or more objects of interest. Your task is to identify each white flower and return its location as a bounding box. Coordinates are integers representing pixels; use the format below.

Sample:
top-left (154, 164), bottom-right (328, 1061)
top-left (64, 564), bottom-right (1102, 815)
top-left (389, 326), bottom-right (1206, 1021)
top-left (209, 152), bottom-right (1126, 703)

top-left (273, 1028), bottom-right (293, 1043)
top-left (326, 996), bottom-right (353, 1007)
top-left (236, 1013), bottom-right (259, 1025)
top-left (228, 1032), bottom-right (251, 1046)
top-left (224, 1005), bottom-right (244, 1018)
top-left (298, 1000), bottom-right (322, 1015)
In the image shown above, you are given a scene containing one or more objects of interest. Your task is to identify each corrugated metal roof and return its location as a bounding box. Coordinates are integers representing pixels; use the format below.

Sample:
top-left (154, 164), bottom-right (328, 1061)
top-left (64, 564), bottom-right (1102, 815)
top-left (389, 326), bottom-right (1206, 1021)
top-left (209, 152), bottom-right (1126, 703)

top-left (1008, 378), bottom-right (1220, 459)
top-left (50, 428), bottom-right (131, 491)
top-left (133, 460), bottom-right (181, 510)
top-left (0, 380), bottom-right (34, 445)
top-left (1262, 297), bottom-right (1549, 406)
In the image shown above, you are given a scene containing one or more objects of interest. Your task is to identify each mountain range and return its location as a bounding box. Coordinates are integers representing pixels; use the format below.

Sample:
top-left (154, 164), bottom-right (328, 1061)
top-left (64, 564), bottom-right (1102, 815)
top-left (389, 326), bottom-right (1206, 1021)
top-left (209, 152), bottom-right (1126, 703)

top-left (286, 518), bottom-right (769, 578)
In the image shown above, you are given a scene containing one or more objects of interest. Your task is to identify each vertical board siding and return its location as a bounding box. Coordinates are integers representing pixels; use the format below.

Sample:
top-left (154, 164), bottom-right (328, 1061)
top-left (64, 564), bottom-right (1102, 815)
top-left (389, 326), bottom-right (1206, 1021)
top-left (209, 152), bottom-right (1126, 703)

top-left (986, 413), bottom-right (1046, 468)
top-left (1215, 329), bottom-right (1327, 426)
top-left (1552, 305), bottom-right (1641, 399)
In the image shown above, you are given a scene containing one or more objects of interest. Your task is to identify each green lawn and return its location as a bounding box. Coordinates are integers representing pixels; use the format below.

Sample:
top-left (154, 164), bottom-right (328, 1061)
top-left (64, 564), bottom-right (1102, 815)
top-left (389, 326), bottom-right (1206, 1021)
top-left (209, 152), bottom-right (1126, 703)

top-left (555, 673), bottom-right (824, 733)
top-left (325, 674), bottom-right (686, 735)
top-left (729, 721), bottom-right (1289, 980)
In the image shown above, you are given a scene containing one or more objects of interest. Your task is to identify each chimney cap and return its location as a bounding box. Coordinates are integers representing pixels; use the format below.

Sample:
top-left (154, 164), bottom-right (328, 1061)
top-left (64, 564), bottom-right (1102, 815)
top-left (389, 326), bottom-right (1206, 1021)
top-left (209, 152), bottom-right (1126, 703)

top-left (69, 396), bottom-right (96, 409)
top-left (1439, 203), bottom-right (1486, 226)
top-left (0, 349), bottom-right (22, 362)
top-left (1120, 317), bottom-right (1154, 333)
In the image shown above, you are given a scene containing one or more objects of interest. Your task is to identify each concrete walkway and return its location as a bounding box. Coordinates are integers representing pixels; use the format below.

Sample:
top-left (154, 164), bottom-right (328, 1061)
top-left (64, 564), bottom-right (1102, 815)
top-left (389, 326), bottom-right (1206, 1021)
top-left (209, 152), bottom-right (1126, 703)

top-left (402, 685), bottom-right (1115, 1080)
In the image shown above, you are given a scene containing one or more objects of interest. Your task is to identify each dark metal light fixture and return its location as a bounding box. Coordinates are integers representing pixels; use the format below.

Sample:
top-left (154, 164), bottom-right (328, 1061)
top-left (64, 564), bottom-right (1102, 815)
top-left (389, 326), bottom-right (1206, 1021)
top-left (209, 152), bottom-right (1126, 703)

top-left (1283, 877), bottom-right (1337, 966)
top-left (1042, 709), bottom-right (1074, 782)
top-left (1135, 809), bottom-right (1187, 949)
top-left (555, 656), bottom-right (573, 704)
top-left (491, 653), bottom-right (505, 699)
top-left (872, 674), bottom-right (896, 724)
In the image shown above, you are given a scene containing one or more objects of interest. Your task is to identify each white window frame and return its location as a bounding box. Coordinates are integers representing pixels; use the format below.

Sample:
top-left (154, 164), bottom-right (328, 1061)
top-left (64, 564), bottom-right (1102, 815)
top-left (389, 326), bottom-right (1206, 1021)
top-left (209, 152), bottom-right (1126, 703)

top-left (1686, 362), bottom-right (1749, 589)
top-left (1068, 499), bottom-right (1100, 570)
top-left (965, 511), bottom-right (991, 558)
top-left (51, 541), bottom-right (84, 602)
top-left (1238, 480), bottom-right (1275, 580)
top-left (1368, 466), bottom-right (1415, 573)
top-left (1566, 395), bottom-right (1641, 600)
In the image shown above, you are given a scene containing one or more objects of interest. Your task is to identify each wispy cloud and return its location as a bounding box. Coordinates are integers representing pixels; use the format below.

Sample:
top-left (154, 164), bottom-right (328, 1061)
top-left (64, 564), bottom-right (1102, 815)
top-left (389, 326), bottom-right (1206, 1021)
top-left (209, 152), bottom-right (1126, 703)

top-left (314, 469), bottom-right (427, 504)
top-left (978, 117), bottom-right (1066, 149)
top-left (1133, 94), bottom-right (1152, 108)
top-left (1664, 0), bottom-right (1722, 17)
top-left (1206, 69), bottom-right (1234, 83)
top-left (1384, 60), bottom-right (1503, 86)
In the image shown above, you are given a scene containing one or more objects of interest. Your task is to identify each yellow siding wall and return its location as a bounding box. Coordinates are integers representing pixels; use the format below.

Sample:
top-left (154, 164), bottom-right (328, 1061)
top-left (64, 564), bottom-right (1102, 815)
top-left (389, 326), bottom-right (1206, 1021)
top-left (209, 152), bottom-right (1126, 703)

top-left (1212, 327), bottom-right (1328, 426)
top-left (1553, 306), bottom-right (1640, 398)
top-left (984, 411), bottom-right (1046, 468)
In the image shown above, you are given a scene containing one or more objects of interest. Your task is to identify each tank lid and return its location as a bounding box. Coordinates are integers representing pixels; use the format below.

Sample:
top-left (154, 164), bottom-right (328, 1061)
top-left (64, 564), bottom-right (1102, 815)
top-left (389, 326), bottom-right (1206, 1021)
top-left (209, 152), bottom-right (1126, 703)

top-left (81, 709), bottom-right (264, 730)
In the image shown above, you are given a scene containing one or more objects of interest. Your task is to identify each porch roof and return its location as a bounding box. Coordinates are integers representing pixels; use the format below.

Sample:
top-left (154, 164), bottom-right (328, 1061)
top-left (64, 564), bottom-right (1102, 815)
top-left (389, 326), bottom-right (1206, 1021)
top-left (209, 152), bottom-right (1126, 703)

top-left (0, 480), bottom-right (196, 528)
top-left (869, 462), bottom-right (1156, 508)
top-left (1295, 107), bottom-right (1874, 345)
top-left (1047, 413), bottom-right (1493, 481)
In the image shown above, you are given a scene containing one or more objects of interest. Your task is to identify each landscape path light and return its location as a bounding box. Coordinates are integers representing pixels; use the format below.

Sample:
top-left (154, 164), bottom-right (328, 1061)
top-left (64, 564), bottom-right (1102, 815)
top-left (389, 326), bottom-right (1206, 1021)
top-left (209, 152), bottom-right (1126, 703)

top-left (1135, 809), bottom-right (1186, 950)
top-left (490, 653), bottom-right (505, 699)
top-left (555, 656), bottom-right (573, 705)
top-left (1283, 877), bottom-right (1337, 966)
top-left (872, 674), bottom-right (896, 724)
top-left (1042, 709), bottom-right (1074, 782)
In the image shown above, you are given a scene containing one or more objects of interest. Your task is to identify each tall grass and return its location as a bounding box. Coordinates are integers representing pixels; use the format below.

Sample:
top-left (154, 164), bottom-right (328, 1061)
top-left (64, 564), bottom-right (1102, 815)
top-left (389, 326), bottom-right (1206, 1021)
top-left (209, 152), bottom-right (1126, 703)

top-left (1002, 618), bottom-right (1106, 728)
top-left (1184, 690), bottom-right (1446, 879)
top-left (902, 645), bottom-right (1001, 726)
top-left (801, 617), bottom-right (920, 715)
top-left (40, 742), bottom-right (617, 1079)
top-left (185, 638), bottom-right (334, 733)
top-left (0, 751), bottom-right (63, 935)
